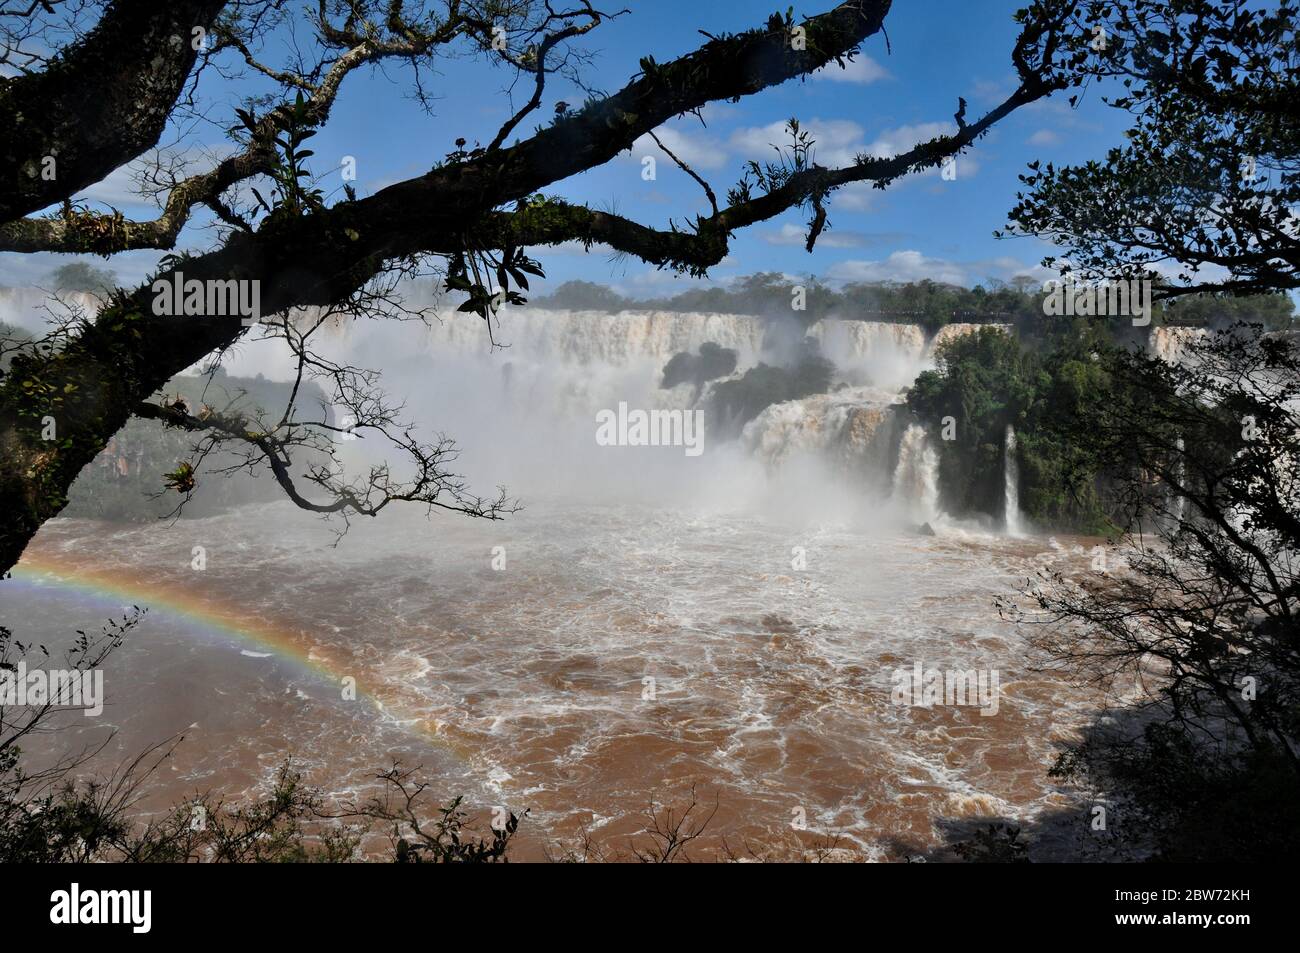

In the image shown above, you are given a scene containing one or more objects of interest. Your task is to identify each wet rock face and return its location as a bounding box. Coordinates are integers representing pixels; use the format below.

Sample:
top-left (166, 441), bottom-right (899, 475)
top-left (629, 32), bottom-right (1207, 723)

top-left (930, 322), bottom-right (1012, 352)
top-left (739, 386), bottom-right (902, 488)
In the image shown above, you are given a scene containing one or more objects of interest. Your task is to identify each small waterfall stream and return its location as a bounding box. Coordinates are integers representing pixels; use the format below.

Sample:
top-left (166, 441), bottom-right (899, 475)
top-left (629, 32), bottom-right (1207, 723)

top-left (1004, 424), bottom-right (1022, 536)
top-left (892, 424), bottom-right (940, 523)
top-left (1172, 435), bottom-right (1187, 523)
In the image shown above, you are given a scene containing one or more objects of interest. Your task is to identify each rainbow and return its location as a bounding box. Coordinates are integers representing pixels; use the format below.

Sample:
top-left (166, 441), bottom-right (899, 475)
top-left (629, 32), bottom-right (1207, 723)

top-left (6, 551), bottom-right (468, 759)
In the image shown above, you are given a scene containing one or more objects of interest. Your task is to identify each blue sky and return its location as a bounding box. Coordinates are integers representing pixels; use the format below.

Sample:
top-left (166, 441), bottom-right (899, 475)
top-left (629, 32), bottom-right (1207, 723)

top-left (2, 0), bottom-right (1132, 296)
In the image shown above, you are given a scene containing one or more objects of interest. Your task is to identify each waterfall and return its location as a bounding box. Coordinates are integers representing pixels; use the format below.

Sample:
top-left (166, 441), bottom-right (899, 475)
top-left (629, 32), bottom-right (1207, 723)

top-left (926, 322), bottom-right (1012, 358)
top-left (892, 424), bottom-right (940, 522)
top-left (1172, 435), bottom-right (1186, 523)
top-left (1148, 326), bottom-right (1209, 364)
top-left (420, 308), bottom-right (771, 365)
top-left (0, 287), bottom-right (1017, 506)
top-left (740, 386), bottom-right (901, 489)
top-left (1004, 424), bottom-right (1022, 536)
top-left (807, 319), bottom-right (927, 363)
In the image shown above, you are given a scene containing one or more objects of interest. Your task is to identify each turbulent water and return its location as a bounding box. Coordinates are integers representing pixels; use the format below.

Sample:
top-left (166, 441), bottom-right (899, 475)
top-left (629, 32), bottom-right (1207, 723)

top-left (2, 297), bottom-right (1110, 860)
top-left (10, 501), bottom-right (1104, 860)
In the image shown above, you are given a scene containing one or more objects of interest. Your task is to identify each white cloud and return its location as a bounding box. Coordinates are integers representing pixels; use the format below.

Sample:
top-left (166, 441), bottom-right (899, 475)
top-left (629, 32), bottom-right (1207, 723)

top-left (828, 250), bottom-right (970, 285)
top-left (615, 268), bottom-right (724, 297)
top-left (76, 144), bottom-right (239, 211)
top-left (730, 119), bottom-right (980, 178)
top-left (833, 181), bottom-right (878, 212)
top-left (982, 256), bottom-right (1056, 285)
top-left (1027, 129), bottom-right (1062, 147)
top-left (865, 122), bottom-right (952, 157)
top-left (79, 164), bottom-right (157, 210)
top-left (697, 102), bottom-right (737, 123)
top-left (1146, 259), bottom-right (1233, 286)
top-left (860, 122), bottom-right (952, 159)
top-left (765, 223), bottom-right (808, 246)
top-left (1021, 96), bottom-right (1104, 134)
top-left (629, 125), bottom-right (728, 170)
top-left (863, 122), bottom-right (980, 176)
top-left (813, 54), bottom-right (890, 84)
top-left (969, 76), bottom-right (1016, 105)
top-left (730, 118), bottom-right (866, 169)
top-left (826, 250), bottom-right (1052, 287)
top-left (764, 222), bottom-right (867, 249)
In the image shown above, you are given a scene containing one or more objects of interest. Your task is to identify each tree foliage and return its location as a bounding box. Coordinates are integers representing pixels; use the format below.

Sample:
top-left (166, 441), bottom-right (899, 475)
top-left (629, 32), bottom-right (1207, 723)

top-left (906, 324), bottom-right (1121, 531)
top-left (1002, 327), bottom-right (1300, 860)
top-left (49, 262), bottom-right (117, 296)
top-left (711, 351), bottom-right (836, 434)
top-left (1003, 0), bottom-right (1300, 297)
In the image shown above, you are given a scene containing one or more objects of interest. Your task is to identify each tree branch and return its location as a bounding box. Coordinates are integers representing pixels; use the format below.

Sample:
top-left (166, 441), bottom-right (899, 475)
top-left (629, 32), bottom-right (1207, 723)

top-left (0, 0), bottom-right (1070, 575)
top-left (0, 0), bottom-right (229, 222)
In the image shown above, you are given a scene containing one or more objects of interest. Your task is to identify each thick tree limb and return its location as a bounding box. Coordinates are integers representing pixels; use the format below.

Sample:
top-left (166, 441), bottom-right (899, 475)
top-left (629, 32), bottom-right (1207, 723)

top-left (0, 0), bottom-right (1069, 575)
top-left (0, 0), bottom-right (888, 253)
top-left (0, 0), bottom-right (229, 222)
top-left (469, 79), bottom-right (1053, 272)
top-left (0, 0), bottom-right (484, 253)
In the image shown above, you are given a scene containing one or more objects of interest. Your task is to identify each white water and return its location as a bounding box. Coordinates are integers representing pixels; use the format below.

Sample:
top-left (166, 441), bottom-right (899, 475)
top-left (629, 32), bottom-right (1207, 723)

top-left (422, 308), bottom-right (770, 365)
top-left (1004, 424), bottom-right (1022, 536)
top-left (11, 497), bottom-right (1101, 860)
top-left (4, 289), bottom-right (1117, 859)
top-left (0, 286), bottom-right (103, 324)
top-left (892, 424), bottom-right (941, 524)
top-left (1173, 435), bottom-right (1187, 523)
top-left (339, 306), bottom-right (993, 518)
top-left (1148, 326), bottom-right (1208, 363)
top-left (930, 322), bottom-right (1012, 353)
top-left (740, 385), bottom-right (900, 479)
top-left (0, 285), bottom-right (1025, 521)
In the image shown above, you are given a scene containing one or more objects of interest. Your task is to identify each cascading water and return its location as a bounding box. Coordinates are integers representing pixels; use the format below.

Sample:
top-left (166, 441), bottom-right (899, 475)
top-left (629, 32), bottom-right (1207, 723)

top-left (5, 287), bottom-right (1118, 860)
top-left (892, 423), bottom-right (940, 522)
top-left (927, 322), bottom-right (1012, 357)
top-left (1148, 326), bottom-right (1209, 364)
top-left (0, 287), bottom-right (1007, 517)
top-left (1004, 423), bottom-right (1022, 536)
top-left (1172, 435), bottom-right (1187, 523)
